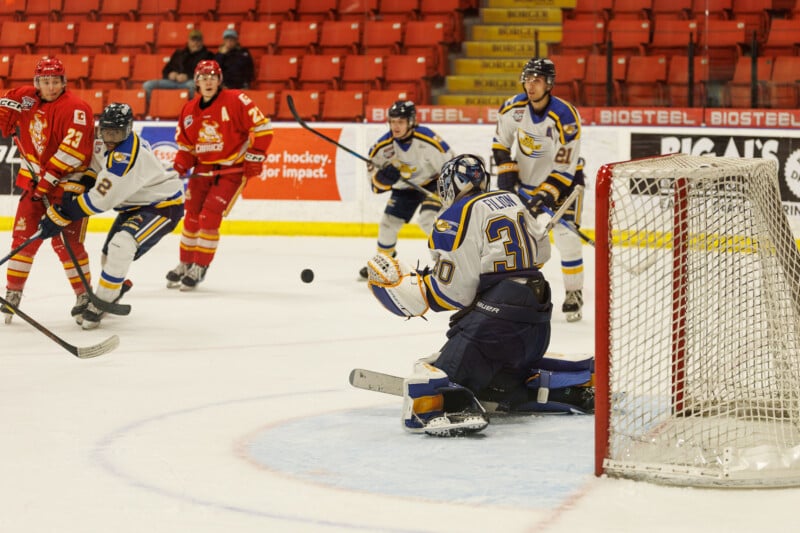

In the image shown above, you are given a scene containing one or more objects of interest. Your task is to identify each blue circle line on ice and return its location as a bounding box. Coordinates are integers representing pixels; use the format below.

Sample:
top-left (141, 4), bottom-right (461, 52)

top-left (91, 390), bottom-right (424, 533)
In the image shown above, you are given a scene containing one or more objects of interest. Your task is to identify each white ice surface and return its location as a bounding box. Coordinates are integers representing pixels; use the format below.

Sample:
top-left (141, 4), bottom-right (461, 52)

top-left (0, 233), bottom-right (797, 532)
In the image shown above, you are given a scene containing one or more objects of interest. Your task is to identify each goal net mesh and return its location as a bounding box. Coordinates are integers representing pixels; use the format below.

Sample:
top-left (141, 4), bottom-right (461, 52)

top-left (598, 154), bottom-right (800, 487)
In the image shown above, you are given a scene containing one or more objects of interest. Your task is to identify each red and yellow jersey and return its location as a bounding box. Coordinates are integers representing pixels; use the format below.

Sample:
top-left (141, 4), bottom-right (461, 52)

top-left (175, 89), bottom-right (273, 167)
top-left (4, 85), bottom-right (94, 191)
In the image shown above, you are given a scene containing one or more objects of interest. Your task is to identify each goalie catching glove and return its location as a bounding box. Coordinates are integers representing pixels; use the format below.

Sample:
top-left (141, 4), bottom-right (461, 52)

top-left (366, 253), bottom-right (429, 318)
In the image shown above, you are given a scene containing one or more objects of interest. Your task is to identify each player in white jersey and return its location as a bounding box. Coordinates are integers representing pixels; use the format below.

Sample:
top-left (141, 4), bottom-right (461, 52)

top-left (366, 155), bottom-right (594, 436)
top-left (492, 57), bottom-right (586, 322)
top-left (38, 103), bottom-right (185, 329)
top-left (359, 100), bottom-right (454, 279)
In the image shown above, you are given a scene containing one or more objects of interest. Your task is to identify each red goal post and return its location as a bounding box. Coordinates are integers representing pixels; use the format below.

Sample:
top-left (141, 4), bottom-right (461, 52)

top-left (594, 154), bottom-right (800, 487)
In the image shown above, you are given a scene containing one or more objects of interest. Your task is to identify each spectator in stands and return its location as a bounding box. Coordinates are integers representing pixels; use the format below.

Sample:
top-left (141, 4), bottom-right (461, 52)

top-left (215, 29), bottom-right (254, 90)
top-left (142, 28), bottom-right (214, 110)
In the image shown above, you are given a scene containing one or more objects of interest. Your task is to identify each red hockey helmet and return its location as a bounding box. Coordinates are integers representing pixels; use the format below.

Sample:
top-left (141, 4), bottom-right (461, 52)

top-left (34, 57), bottom-right (66, 80)
top-left (194, 59), bottom-right (222, 85)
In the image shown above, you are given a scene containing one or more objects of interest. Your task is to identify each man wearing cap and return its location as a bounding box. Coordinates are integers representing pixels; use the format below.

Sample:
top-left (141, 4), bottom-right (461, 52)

top-left (215, 28), bottom-right (254, 90)
top-left (142, 28), bottom-right (214, 111)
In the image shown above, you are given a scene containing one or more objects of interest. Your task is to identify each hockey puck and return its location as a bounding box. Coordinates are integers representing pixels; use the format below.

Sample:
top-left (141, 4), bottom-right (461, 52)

top-left (301, 269), bottom-right (314, 283)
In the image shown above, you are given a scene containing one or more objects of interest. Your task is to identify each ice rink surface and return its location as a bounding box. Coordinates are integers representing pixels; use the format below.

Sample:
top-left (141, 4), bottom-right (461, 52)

top-left (1, 232), bottom-right (798, 532)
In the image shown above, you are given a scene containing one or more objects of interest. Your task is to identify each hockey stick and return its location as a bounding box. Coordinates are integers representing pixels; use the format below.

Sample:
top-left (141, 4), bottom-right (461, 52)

top-left (13, 135), bottom-right (131, 316)
top-left (285, 94), bottom-right (442, 202)
top-left (544, 185), bottom-right (583, 232)
top-left (183, 166), bottom-right (244, 179)
top-left (0, 231), bottom-right (42, 269)
top-left (518, 188), bottom-right (595, 247)
top-left (0, 293), bottom-right (119, 358)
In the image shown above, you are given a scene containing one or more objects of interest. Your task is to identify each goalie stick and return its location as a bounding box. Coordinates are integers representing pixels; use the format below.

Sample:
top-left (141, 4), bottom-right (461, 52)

top-left (285, 94), bottom-right (442, 202)
top-left (0, 293), bottom-right (119, 358)
top-left (13, 135), bottom-right (131, 316)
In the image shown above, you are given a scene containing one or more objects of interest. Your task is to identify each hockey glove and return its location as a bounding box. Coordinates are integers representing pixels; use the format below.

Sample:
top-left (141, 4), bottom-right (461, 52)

top-left (522, 188), bottom-right (557, 216)
top-left (172, 149), bottom-right (196, 176)
top-left (39, 204), bottom-right (72, 239)
top-left (31, 172), bottom-right (59, 202)
top-left (0, 97), bottom-right (21, 137)
top-left (375, 164), bottom-right (401, 187)
top-left (243, 151), bottom-right (266, 179)
top-left (496, 161), bottom-right (519, 191)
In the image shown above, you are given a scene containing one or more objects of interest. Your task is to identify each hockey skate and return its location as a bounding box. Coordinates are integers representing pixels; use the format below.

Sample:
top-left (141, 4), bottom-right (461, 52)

top-left (180, 263), bottom-right (207, 291)
top-left (166, 262), bottom-right (189, 289)
top-left (562, 289), bottom-right (583, 322)
top-left (71, 292), bottom-right (90, 322)
top-left (78, 280), bottom-right (133, 329)
top-left (1, 290), bottom-right (22, 325)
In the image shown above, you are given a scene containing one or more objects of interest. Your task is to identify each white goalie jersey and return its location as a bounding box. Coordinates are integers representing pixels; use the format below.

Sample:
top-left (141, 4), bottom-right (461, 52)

top-left (368, 190), bottom-right (550, 317)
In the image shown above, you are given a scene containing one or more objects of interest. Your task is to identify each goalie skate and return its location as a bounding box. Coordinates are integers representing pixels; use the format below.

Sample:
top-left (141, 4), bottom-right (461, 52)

top-left (421, 411), bottom-right (489, 437)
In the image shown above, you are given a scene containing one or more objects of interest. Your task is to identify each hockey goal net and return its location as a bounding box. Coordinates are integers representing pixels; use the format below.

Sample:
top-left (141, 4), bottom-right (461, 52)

top-left (595, 154), bottom-right (800, 487)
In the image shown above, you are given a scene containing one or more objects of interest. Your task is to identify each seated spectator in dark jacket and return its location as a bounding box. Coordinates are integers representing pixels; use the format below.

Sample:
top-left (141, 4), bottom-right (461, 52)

top-left (215, 29), bottom-right (254, 90)
top-left (143, 29), bottom-right (214, 107)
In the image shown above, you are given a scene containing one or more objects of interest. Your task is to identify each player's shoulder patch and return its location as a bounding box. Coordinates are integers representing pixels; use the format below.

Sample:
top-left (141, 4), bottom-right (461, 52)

top-left (498, 93), bottom-right (528, 115)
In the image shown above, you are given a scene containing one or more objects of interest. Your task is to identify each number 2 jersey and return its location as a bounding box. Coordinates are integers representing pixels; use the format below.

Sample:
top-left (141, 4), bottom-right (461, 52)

top-left (421, 190), bottom-right (551, 311)
top-left (492, 93), bottom-right (582, 198)
top-left (72, 134), bottom-right (184, 216)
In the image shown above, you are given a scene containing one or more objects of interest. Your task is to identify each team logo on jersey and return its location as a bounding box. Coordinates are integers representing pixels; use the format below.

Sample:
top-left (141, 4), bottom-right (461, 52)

top-left (21, 96), bottom-right (36, 110)
top-left (183, 115), bottom-right (194, 128)
top-left (29, 113), bottom-right (48, 155)
top-left (73, 109), bottom-right (87, 126)
top-left (516, 129), bottom-right (544, 158)
top-left (112, 151), bottom-right (130, 164)
top-left (435, 219), bottom-right (452, 232)
top-left (196, 120), bottom-right (224, 153)
top-left (512, 109), bottom-right (525, 122)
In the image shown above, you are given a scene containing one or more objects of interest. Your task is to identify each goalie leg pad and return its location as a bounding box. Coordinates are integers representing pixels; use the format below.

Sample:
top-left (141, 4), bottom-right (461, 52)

top-left (367, 253), bottom-right (428, 317)
top-left (402, 360), bottom-right (488, 436)
top-left (513, 368), bottom-right (594, 415)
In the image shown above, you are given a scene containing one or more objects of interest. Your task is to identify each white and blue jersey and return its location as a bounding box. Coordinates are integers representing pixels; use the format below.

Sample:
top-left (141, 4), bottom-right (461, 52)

top-left (368, 125), bottom-right (455, 191)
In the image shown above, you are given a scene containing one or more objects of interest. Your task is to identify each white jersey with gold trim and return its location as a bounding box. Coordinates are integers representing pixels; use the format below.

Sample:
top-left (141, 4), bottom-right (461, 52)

top-left (368, 125), bottom-right (455, 190)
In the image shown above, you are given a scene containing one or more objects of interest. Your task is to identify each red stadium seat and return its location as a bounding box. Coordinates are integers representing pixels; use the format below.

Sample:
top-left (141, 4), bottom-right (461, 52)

top-left (36, 21), bottom-right (76, 55)
top-left (321, 90), bottom-right (365, 121)
top-left (611, 0), bottom-right (651, 19)
top-left (0, 55), bottom-right (12, 88)
top-left (418, 0), bottom-right (465, 43)
top-left (71, 88), bottom-right (105, 115)
top-left (130, 53), bottom-right (170, 85)
top-left (581, 54), bottom-right (626, 106)
top-left (366, 89), bottom-right (414, 109)
top-left (242, 89), bottom-right (279, 117)
top-left (0, 1), bottom-right (25, 23)
top-left (73, 21), bottom-right (116, 54)
top-left (402, 20), bottom-right (448, 77)
top-left (275, 21), bottom-right (320, 55)
top-left (139, 0), bottom-right (178, 21)
top-left (362, 20), bottom-right (404, 55)
top-left (337, 0), bottom-right (379, 21)
top-left (217, 0), bottom-right (257, 21)
top-left (107, 88), bottom-right (147, 119)
top-left (690, 0), bottom-right (733, 19)
top-left (565, 0), bottom-right (612, 20)
top-left (318, 21), bottom-right (361, 55)
top-left (253, 55), bottom-right (300, 90)
top-left (552, 19), bottom-right (606, 55)
top-left (725, 55), bottom-right (772, 107)
top-left (297, 0), bottom-right (337, 21)
top-left (115, 21), bottom-right (156, 55)
top-left (256, 0), bottom-right (298, 22)
top-left (341, 54), bottom-right (384, 91)
top-left (198, 22), bottom-right (237, 48)
top-left (175, 0), bottom-right (217, 21)
top-left (61, 0), bottom-right (101, 20)
top-left (96, 0), bottom-right (137, 22)
top-left (148, 88), bottom-right (190, 120)
top-left (760, 18), bottom-right (800, 56)
top-left (8, 54), bottom-right (42, 85)
top-left (623, 55), bottom-right (668, 106)
top-left (90, 54), bottom-right (131, 90)
top-left (383, 54), bottom-right (430, 103)
top-left (605, 19), bottom-right (650, 55)
top-left (238, 21), bottom-right (279, 55)
top-left (155, 21), bottom-right (197, 53)
top-left (698, 19), bottom-right (747, 81)
top-left (666, 55), bottom-right (709, 107)
top-left (548, 54), bottom-right (585, 104)
top-left (276, 90), bottom-right (321, 121)
top-left (731, 0), bottom-right (771, 42)
top-left (767, 55), bottom-right (800, 108)
top-left (298, 54), bottom-right (343, 91)
top-left (24, 0), bottom-right (62, 22)
top-left (0, 21), bottom-right (38, 54)
top-left (651, 0), bottom-right (692, 20)
top-left (379, 0), bottom-right (420, 21)
top-left (59, 54), bottom-right (91, 88)
top-left (648, 18), bottom-right (699, 56)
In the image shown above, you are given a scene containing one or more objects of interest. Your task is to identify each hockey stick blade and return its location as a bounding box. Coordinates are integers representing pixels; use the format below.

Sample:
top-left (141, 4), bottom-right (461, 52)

top-left (13, 135), bottom-right (131, 316)
top-left (183, 166), bottom-right (245, 179)
top-left (0, 294), bottom-right (120, 358)
top-left (285, 95), bottom-right (442, 203)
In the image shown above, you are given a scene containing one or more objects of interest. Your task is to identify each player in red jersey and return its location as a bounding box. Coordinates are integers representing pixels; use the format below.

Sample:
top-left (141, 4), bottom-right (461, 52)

top-left (0, 57), bottom-right (96, 324)
top-left (167, 60), bottom-right (273, 290)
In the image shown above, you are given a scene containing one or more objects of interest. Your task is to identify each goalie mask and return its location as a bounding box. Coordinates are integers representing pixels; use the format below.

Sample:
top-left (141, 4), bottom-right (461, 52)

top-left (437, 154), bottom-right (489, 208)
top-left (98, 102), bottom-right (133, 148)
